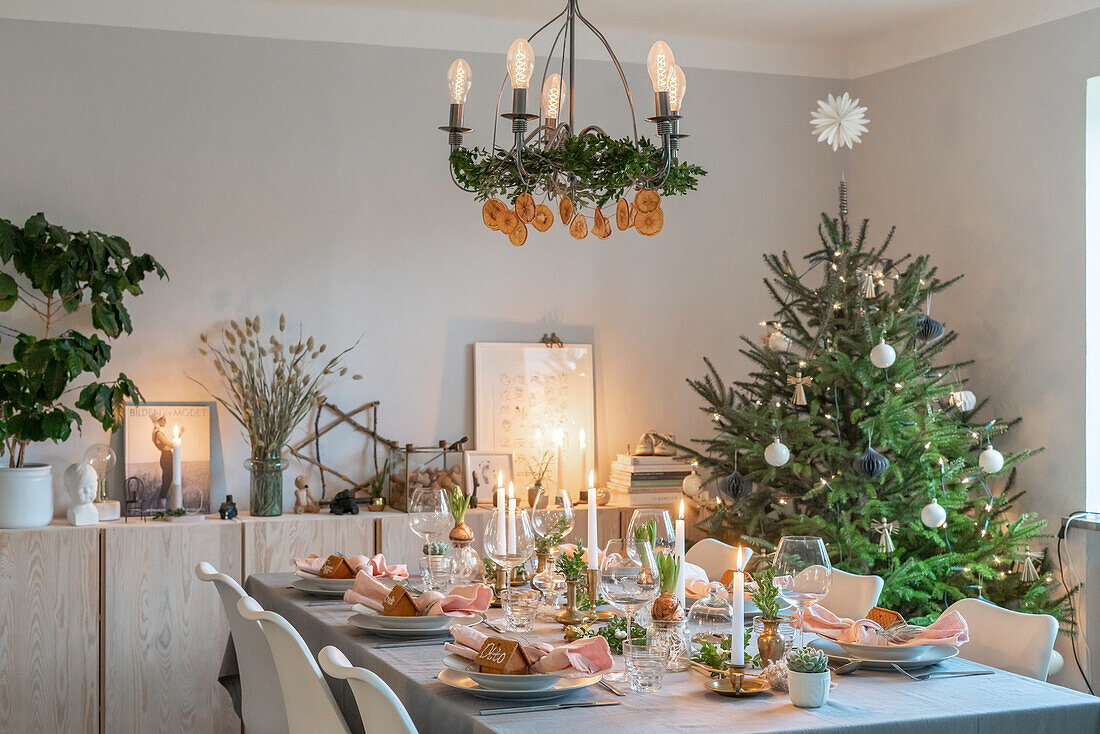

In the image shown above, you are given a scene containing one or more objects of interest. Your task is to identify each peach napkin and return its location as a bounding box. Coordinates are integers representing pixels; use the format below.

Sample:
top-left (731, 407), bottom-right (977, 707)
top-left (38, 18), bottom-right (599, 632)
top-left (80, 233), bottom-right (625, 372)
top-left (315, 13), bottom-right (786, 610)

top-left (791, 605), bottom-right (969, 647)
top-left (293, 553), bottom-right (408, 580)
top-left (557, 543), bottom-right (603, 568)
top-left (445, 624), bottom-right (553, 662)
top-left (345, 574), bottom-right (492, 617)
top-left (445, 625), bottom-right (613, 677)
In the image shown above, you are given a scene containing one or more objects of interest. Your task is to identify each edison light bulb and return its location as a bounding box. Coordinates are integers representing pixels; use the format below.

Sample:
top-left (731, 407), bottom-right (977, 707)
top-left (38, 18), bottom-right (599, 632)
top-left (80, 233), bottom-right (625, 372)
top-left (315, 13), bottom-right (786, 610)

top-left (446, 58), bottom-right (471, 104)
top-left (506, 38), bottom-right (534, 89)
top-left (668, 64), bottom-right (686, 112)
top-left (646, 41), bottom-right (675, 93)
top-left (541, 73), bottom-right (563, 121)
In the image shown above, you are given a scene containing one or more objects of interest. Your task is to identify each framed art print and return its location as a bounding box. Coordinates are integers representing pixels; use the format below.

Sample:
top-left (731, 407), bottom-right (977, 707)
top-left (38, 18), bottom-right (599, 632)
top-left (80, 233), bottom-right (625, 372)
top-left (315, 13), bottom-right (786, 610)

top-left (463, 451), bottom-right (515, 503)
top-left (124, 403), bottom-right (212, 513)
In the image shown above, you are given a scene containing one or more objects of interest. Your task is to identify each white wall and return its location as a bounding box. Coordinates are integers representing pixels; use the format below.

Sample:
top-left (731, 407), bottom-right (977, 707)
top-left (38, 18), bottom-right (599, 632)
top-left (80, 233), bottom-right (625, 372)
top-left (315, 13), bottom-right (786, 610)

top-left (0, 19), bottom-right (843, 510)
top-left (851, 9), bottom-right (1100, 690)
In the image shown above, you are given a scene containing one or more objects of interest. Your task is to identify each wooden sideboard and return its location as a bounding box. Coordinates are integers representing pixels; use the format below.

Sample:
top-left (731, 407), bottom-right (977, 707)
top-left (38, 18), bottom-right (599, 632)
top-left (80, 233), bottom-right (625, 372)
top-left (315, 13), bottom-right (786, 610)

top-left (0, 498), bottom-right (682, 733)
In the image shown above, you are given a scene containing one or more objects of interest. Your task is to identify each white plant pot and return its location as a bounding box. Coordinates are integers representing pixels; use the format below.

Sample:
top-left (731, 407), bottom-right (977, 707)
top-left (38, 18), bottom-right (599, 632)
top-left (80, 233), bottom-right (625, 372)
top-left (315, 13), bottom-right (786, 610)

top-left (788, 670), bottom-right (830, 708)
top-left (0, 464), bottom-right (54, 528)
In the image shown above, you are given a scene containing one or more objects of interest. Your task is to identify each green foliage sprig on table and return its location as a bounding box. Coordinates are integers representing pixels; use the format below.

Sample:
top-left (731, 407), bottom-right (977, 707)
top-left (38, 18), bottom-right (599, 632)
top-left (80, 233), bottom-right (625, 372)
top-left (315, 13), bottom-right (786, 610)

top-left (750, 569), bottom-right (782, 621)
top-left (575, 615), bottom-right (646, 655)
top-left (449, 134), bottom-right (706, 211)
top-left (555, 539), bottom-right (587, 582)
top-left (677, 201), bottom-right (1074, 627)
top-left (690, 630), bottom-right (760, 675)
top-left (0, 214), bottom-right (167, 467)
top-left (534, 515), bottom-right (571, 555)
top-left (152, 508), bottom-right (186, 520)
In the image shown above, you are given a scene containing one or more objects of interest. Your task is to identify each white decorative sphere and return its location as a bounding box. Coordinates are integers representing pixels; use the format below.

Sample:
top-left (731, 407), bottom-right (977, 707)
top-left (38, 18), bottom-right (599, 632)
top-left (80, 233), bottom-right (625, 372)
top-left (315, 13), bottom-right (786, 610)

top-left (921, 499), bottom-right (947, 528)
top-left (869, 338), bottom-right (896, 369)
top-left (767, 331), bottom-right (792, 351)
top-left (682, 472), bottom-right (704, 499)
top-left (979, 446), bottom-right (1005, 473)
top-left (949, 390), bottom-right (976, 411)
top-left (764, 437), bottom-right (790, 467)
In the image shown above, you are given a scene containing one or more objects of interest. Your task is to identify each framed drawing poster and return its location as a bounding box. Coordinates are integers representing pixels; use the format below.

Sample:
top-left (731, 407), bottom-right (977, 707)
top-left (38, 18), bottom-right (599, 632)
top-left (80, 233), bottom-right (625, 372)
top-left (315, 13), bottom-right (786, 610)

top-left (124, 403), bottom-right (213, 514)
top-left (474, 342), bottom-right (595, 496)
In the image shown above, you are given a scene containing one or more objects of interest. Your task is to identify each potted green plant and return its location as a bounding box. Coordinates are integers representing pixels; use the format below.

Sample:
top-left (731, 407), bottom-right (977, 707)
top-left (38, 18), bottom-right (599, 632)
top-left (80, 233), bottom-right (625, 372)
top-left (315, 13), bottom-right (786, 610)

top-left (751, 568), bottom-right (786, 667)
top-left (365, 459), bottom-right (389, 512)
top-left (787, 647), bottom-right (831, 708)
top-left (194, 316), bottom-right (359, 516)
top-left (0, 214), bottom-right (166, 527)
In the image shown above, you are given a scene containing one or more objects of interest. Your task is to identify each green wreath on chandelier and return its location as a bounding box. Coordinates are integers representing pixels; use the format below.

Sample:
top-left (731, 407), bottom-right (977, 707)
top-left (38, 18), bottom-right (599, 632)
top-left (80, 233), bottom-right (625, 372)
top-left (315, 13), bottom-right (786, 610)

top-left (449, 133), bottom-right (707, 210)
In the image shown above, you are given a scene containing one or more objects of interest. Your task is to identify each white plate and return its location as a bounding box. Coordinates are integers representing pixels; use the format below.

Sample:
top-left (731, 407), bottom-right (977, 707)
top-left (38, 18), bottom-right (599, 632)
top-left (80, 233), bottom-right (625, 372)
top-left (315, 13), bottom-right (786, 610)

top-left (352, 605), bottom-right (459, 630)
top-left (442, 654), bottom-right (559, 691)
top-left (834, 639), bottom-right (957, 663)
top-left (810, 639), bottom-right (959, 670)
top-left (435, 667), bottom-right (599, 701)
top-left (348, 612), bottom-right (483, 638)
top-left (290, 578), bottom-right (346, 597)
top-left (293, 570), bottom-right (356, 591)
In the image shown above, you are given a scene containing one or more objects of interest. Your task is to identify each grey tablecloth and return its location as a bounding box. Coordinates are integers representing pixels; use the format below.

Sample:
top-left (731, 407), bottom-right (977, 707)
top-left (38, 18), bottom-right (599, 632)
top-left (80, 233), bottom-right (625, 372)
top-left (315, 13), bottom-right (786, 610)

top-left (224, 573), bottom-right (1100, 734)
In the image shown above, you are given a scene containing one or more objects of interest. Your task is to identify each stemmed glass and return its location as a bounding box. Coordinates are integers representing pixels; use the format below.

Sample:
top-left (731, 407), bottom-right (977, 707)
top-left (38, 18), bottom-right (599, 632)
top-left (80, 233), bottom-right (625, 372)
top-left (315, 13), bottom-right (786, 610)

top-left (483, 506), bottom-right (536, 593)
top-left (600, 538), bottom-right (661, 682)
top-left (531, 488), bottom-right (573, 602)
top-left (773, 536), bottom-right (832, 649)
top-left (409, 487), bottom-right (452, 590)
top-left (625, 509), bottom-right (675, 555)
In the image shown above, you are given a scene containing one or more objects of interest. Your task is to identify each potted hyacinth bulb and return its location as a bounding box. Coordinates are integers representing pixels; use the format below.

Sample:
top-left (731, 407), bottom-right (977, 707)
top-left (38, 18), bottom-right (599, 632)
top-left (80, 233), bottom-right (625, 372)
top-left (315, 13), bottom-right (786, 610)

top-left (787, 647), bottom-right (831, 708)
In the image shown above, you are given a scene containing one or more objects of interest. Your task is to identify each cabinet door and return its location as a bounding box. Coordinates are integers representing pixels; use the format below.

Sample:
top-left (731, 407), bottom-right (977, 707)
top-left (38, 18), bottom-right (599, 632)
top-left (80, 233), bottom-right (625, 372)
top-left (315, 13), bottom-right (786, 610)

top-left (103, 521), bottom-right (240, 734)
top-left (0, 525), bottom-right (98, 734)
top-left (242, 513), bottom-right (376, 577)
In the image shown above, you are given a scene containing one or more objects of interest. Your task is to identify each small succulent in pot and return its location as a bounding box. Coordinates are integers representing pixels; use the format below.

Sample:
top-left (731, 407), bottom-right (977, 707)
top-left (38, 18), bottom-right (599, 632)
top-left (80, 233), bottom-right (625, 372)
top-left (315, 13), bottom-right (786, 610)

top-left (651, 551), bottom-right (683, 621)
top-left (423, 540), bottom-right (449, 556)
top-left (787, 647), bottom-right (828, 673)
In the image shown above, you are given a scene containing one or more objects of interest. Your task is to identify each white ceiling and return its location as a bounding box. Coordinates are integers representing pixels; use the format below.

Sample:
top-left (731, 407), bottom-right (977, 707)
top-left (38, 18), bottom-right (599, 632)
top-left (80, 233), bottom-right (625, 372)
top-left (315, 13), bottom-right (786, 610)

top-left (1, 0), bottom-right (1097, 77)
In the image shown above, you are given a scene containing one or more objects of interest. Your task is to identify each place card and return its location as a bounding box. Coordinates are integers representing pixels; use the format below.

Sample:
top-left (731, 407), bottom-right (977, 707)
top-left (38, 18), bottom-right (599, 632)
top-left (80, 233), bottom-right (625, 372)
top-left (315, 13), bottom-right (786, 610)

top-left (382, 585), bottom-right (419, 617)
top-left (319, 554), bottom-right (356, 579)
top-left (475, 636), bottom-right (532, 675)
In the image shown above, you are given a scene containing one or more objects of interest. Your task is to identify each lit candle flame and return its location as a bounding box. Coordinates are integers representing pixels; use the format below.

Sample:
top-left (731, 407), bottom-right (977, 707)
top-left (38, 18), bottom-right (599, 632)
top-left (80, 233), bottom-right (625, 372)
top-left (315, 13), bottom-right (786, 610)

top-left (497, 470), bottom-right (504, 488)
top-left (173, 424), bottom-right (180, 440)
top-left (678, 499), bottom-right (685, 521)
top-left (507, 482), bottom-right (514, 499)
top-left (588, 469), bottom-right (595, 489)
top-left (736, 546), bottom-right (744, 571)
top-left (578, 428), bottom-right (586, 449)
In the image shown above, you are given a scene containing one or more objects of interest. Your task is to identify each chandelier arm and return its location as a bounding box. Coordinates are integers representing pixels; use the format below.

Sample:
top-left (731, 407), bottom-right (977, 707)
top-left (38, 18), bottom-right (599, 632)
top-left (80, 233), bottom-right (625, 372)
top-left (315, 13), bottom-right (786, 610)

top-left (448, 161), bottom-right (478, 193)
top-left (578, 125), bottom-right (606, 136)
top-left (537, 18), bottom-right (570, 122)
top-left (572, 0), bottom-right (640, 142)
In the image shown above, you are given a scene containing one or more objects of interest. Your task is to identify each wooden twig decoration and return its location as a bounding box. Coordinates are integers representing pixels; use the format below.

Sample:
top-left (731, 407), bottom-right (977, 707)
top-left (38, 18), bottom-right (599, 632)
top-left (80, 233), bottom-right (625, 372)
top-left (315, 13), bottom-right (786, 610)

top-left (287, 400), bottom-right (397, 500)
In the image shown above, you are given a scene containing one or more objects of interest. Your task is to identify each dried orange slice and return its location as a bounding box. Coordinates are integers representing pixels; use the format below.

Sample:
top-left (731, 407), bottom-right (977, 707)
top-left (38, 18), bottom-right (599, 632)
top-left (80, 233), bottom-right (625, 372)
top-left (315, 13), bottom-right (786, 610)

top-left (514, 193), bottom-right (536, 223)
top-left (532, 204), bottom-right (554, 232)
top-left (628, 204), bottom-right (636, 228)
top-left (559, 197), bottom-right (574, 225)
top-left (509, 221), bottom-right (528, 246)
top-left (634, 207), bottom-right (663, 236)
top-left (593, 209), bottom-right (611, 239)
top-left (569, 213), bottom-right (588, 239)
top-left (483, 199), bottom-right (506, 230)
top-left (615, 198), bottom-right (630, 230)
top-left (634, 189), bottom-right (661, 214)
top-left (497, 209), bottom-right (519, 236)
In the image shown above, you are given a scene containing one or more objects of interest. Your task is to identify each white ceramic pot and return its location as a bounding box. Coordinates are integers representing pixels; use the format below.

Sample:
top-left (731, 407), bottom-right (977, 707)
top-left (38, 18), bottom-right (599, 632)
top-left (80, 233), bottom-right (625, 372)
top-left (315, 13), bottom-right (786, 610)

top-left (0, 464), bottom-right (54, 528)
top-left (788, 670), bottom-right (831, 708)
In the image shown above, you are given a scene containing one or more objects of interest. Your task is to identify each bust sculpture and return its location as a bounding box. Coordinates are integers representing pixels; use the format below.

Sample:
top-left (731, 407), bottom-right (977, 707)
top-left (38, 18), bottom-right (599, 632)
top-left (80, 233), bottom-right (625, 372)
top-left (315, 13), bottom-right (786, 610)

top-left (65, 462), bottom-right (99, 526)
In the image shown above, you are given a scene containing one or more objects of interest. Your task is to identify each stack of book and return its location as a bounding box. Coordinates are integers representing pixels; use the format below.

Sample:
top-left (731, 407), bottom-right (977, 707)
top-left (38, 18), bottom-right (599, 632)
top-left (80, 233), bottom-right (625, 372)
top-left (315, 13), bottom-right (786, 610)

top-left (608, 454), bottom-right (691, 504)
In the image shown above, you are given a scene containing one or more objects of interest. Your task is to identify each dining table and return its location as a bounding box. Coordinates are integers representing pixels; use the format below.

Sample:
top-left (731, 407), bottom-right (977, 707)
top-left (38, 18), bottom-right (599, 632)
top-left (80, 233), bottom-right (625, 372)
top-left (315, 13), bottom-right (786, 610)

top-left (221, 573), bottom-right (1100, 734)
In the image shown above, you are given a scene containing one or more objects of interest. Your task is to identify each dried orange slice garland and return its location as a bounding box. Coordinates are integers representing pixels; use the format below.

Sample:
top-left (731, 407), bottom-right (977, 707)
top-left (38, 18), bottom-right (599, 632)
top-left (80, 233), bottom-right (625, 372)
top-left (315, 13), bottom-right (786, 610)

top-left (481, 191), bottom-right (665, 244)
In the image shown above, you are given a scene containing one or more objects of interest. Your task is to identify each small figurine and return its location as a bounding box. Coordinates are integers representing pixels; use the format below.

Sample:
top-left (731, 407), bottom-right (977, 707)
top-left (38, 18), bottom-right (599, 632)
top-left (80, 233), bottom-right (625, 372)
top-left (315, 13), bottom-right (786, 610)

top-left (329, 488), bottom-right (359, 515)
top-left (293, 475), bottom-right (321, 514)
top-left (64, 463), bottom-right (99, 526)
top-left (218, 494), bottom-right (238, 520)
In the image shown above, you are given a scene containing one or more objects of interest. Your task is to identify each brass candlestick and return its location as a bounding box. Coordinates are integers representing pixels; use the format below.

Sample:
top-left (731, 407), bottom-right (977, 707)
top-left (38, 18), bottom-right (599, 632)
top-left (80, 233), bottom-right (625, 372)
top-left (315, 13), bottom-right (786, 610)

top-left (492, 566), bottom-right (507, 608)
top-left (556, 579), bottom-right (586, 624)
top-left (585, 567), bottom-right (614, 621)
top-left (726, 663), bottom-right (748, 693)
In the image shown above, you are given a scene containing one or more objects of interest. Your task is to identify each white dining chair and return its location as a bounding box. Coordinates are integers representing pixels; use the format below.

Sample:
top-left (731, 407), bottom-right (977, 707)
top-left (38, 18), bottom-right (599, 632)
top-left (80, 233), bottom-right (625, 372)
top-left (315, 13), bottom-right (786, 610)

top-left (685, 538), bottom-right (753, 580)
top-left (318, 646), bottom-right (418, 734)
top-left (194, 562), bottom-right (289, 734)
top-left (819, 568), bottom-right (884, 620)
top-left (237, 596), bottom-right (352, 734)
top-left (944, 598), bottom-right (1058, 680)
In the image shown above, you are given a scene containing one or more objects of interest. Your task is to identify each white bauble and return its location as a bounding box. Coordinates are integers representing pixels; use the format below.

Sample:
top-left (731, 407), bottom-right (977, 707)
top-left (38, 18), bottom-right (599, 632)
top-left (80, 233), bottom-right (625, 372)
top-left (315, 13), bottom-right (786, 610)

top-left (949, 390), bottom-right (976, 411)
top-left (921, 499), bottom-right (947, 528)
top-left (979, 446), bottom-right (1005, 473)
top-left (869, 338), bottom-right (896, 369)
top-left (767, 331), bottom-right (792, 351)
top-left (682, 472), bottom-right (703, 499)
top-left (764, 437), bottom-right (790, 467)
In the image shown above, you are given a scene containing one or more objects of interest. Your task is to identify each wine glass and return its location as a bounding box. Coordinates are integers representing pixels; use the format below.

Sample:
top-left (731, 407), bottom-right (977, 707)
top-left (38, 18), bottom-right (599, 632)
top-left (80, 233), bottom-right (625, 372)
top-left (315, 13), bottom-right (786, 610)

top-left (600, 538), bottom-right (661, 682)
top-left (533, 487), bottom-right (574, 542)
top-left (409, 488), bottom-right (452, 590)
top-left (773, 536), bottom-right (832, 649)
top-left (626, 509), bottom-right (675, 557)
top-left (483, 506), bottom-right (536, 590)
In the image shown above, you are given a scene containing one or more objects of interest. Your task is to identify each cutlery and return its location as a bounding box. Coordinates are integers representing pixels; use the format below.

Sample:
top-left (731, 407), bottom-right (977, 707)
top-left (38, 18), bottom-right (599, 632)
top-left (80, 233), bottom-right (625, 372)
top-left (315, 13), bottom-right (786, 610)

top-left (479, 701), bottom-right (621, 716)
top-left (598, 678), bottom-right (625, 696)
top-left (891, 663), bottom-right (994, 681)
top-left (374, 640), bottom-right (448, 649)
top-left (830, 659), bottom-right (861, 675)
top-left (479, 618), bottom-right (507, 634)
top-left (307, 601), bottom-right (350, 607)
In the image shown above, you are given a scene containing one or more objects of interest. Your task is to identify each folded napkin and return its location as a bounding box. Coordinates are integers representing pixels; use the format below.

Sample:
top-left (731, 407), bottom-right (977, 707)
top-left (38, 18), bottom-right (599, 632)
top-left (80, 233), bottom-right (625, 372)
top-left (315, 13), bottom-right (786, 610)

top-left (345, 574), bottom-right (491, 617)
top-left (791, 605), bottom-right (969, 647)
top-left (293, 553), bottom-right (408, 580)
top-left (445, 625), bottom-right (613, 677)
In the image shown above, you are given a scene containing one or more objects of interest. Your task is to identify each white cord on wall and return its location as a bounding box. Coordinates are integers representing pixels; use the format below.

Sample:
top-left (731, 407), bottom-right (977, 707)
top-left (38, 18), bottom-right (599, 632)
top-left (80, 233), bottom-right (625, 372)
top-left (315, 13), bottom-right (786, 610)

top-left (1060, 511), bottom-right (1099, 693)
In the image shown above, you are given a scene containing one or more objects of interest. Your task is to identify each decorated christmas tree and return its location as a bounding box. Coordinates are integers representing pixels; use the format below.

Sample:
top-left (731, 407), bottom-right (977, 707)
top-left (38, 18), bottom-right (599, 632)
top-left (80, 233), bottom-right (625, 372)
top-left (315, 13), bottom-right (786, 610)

top-left (677, 95), bottom-right (1072, 625)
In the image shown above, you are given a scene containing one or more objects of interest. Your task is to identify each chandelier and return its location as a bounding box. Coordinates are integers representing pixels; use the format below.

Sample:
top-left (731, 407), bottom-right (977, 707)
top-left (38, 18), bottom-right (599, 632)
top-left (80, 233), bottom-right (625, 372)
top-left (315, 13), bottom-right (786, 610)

top-left (440, 0), bottom-right (706, 245)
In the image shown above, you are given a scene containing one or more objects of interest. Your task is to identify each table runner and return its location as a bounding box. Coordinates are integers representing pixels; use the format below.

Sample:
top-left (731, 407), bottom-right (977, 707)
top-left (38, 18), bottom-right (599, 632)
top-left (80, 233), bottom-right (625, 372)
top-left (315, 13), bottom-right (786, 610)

top-left (228, 573), bottom-right (1100, 734)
